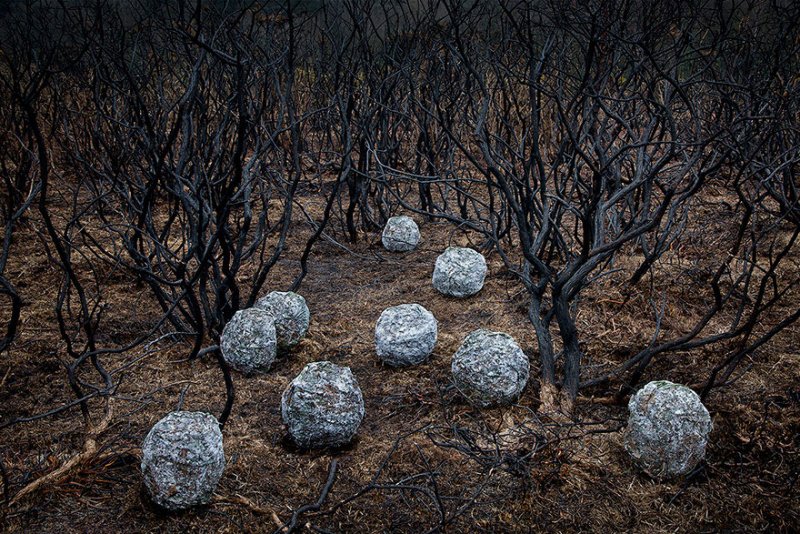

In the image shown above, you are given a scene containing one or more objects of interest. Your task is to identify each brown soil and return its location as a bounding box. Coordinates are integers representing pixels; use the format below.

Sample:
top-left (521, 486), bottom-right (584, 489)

top-left (0, 198), bottom-right (798, 533)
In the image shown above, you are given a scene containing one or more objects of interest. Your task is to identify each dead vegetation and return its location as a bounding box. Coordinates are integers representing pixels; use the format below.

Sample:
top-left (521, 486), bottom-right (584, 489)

top-left (1, 0), bottom-right (799, 532)
top-left (1, 201), bottom-right (798, 532)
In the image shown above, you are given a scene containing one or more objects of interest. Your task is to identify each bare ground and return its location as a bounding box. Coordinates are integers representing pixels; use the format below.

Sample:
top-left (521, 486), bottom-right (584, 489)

top-left (0, 201), bottom-right (798, 533)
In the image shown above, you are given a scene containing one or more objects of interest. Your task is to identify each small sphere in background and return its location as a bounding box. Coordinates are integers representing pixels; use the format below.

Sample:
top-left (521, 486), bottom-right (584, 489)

top-left (255, 291), bottom-right (310, 351)
top-left (432, 247), bottom-right (487, 298)
top-left (381, 215), bottom-right (421, 252)
top-left (220, 308), bottom-right (277, 373)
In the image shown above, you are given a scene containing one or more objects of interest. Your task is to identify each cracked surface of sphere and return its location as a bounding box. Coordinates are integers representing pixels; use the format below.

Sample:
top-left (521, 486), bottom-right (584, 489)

top-left (220, 308), bottom-right (277, 373)
top-left (254, 291), bottom-right (310, 350)
top-left (281, 361), bottom-right (365, 448)
top-left (141, 411), bottom-right (225, 511)
top-left (432, 247), bottom-right (487, 297)
top-left (381, 215), bottom-right (421, 252)
top-left (451, 329), bottom-right (529, 407)
top-left (375, 303), bottom-right (437, 367)
top-left (624, 381), bottom-right (713, 479)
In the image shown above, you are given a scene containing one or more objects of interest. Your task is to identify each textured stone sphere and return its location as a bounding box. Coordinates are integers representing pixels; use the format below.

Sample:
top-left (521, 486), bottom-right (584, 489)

top-left (624, 381), bottom-right (713, 479)
top-left (254, 291), bottom-right (310, 350)
top-left (281, 361), bottom-right (365, 448)
top-left (451, 329), bottom-right (529, 408)
top-left (220, 308), bottom-right (277, 373)
top-left (432, 247), bottom-right (487, 298)
top-left (141, 411), bottom-right (225, 511)
top-left (381, 215), bottom-right (421, 252)
top-left (375, 303), bottom-right (438, 367)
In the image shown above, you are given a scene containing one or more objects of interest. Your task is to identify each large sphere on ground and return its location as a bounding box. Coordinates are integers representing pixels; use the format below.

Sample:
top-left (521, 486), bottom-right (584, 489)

top-left (220, 308), bottom-right (277, 373)
top-left (281, 361), bottom-right (365, 448)
top-left (624, 381), bottom-right (713, 479)
top-left (451, 329), bottom-right (529, 408)
top-left (375, 303), bottom-right (437, 367)
top-left (254, 291), bottom-right (310, 350)
top-left (141, 411), bottom-right (225, 511)
top-left (432, 247), bottom-right (487, 298)
top-left (381, 215), bottom-right (421, 252)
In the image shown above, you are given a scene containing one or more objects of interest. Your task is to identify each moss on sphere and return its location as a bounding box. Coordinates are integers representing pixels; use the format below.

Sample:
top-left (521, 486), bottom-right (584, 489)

top-left (432, 247), bottom-right (487, 298)
top-left (220, 308), bottom-right (277, 373)
top-left (281, 361), bottom-right (365, 448)
top-left (451, 329), bottom-right (529, 407)
top-left (255, 291), bottom-right (310, 350)
top-left (381, 215), bottom-right (421, 252)
top-left (375, 303), bottom-right (438, 367)
top-left (140, 411), bottom-right (225, 511)
top-left (624, 381), bottom-right (713, 479)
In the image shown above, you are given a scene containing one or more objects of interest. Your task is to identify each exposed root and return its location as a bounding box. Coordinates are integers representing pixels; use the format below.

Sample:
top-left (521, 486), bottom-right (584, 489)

top-left (211, 494), bottom-right (283, 527)
top-left (9, 400), bottom-right (114, 506)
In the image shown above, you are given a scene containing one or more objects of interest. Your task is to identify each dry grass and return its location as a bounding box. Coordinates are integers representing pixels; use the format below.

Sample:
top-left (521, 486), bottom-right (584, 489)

top-left (0, 191), bottom-right (798, 533)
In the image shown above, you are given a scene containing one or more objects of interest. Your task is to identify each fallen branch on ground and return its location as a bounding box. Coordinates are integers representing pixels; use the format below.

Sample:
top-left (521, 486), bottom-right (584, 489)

top-left (9, 400), bottom-right (114, 506)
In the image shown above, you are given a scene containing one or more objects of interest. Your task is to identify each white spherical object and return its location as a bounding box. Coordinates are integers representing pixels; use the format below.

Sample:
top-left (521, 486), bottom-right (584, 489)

top-left (451, 329), bottom-right (529, 408)
top-left (281, 361), bottom-right (365, 448)
top-left (624, 381), bottom-right (713, 479)
top-left (432, 247), bottom-right (487, 298)
top-left (375, 303), bottom-right (437, 367)
top-left (141, 411), bottom-right (225, 511)
top-left (381, 215), bottom-right (421, 252)
top-left (220, 308), bottom-right (277, 373)
top-left (254, 291), bottom-right (310, 350)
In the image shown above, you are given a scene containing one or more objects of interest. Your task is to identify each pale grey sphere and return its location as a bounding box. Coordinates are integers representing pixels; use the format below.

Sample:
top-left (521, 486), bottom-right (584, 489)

top-left (141, 411), bottom-right (225, 511)
top-left (381, 216), bottom-right (421, 252)
top-left (432, 247), bottom-right (487, 298)
top-left (375, 303), bottom-right (437, 367)
top-left (281, 361), bottom-right (365, 448)
top-left (451, 329), bottom-right (529, 408)
top-left (624, 381), bottom-right (713, 479)
top-left (220, 308), bottom-right (277, 373)
top-left (254, 291), bottom-right (310, 350)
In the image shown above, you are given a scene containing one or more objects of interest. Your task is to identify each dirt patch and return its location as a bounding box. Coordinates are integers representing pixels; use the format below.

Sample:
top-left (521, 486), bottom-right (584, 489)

top-left (1, 207), bottom-right (798, 533)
